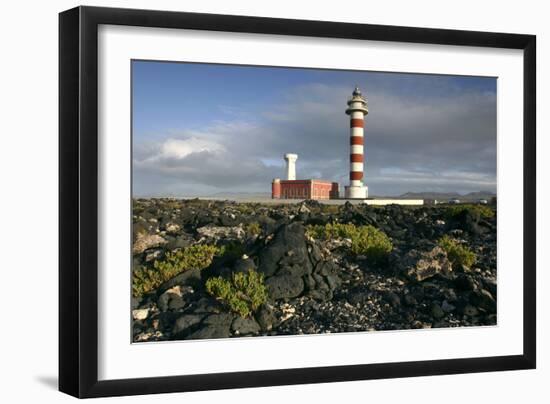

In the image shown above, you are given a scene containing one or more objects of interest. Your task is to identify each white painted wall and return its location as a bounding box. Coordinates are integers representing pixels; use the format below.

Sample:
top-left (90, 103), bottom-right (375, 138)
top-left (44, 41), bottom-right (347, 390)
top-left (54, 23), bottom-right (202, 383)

top-left (0, 0), bottom-right (547, 403)
top-left (284, 153), bottom-right (298, 180)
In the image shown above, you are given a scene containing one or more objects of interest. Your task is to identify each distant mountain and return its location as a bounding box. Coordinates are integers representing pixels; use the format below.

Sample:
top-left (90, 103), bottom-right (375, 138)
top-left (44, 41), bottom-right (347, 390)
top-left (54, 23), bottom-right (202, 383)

top-left (396, 191), bottom-right (496, 201)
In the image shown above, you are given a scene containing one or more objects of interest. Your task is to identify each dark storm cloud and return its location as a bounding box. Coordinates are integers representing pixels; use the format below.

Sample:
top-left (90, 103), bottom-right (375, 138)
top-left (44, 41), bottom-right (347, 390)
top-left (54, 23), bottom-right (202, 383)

top-left (133, 81), bottom-right (496, 197)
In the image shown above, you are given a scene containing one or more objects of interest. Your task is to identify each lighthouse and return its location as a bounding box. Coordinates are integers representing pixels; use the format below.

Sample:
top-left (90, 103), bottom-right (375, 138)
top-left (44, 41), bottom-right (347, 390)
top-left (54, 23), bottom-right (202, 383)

top-left (269, 85), bottom-right (424, 205)
top-left (345, 86), bottom-right (369, 199)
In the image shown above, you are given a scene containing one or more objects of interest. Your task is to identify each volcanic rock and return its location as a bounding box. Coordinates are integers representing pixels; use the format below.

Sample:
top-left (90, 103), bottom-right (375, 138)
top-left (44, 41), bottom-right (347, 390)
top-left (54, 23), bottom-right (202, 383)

top-left (258, 222), bottom-right (308, 277)
top-left (231, 317), bottom-right (261, 335)
top-left (451, 209), bottom-right (483, 235)
top-left (265, 274), bottom-right (304, 300)
top-left (132, 308), bottom-right (149, 321)
top-left (403, 246), bottom-right (453, 282)
top-left (197, 225), bottom-right (244, 240)
top-left (131, 198), bottom-right (497, 342)
top-left (255, 304), bottom-right (277, 331)
top-left (172, 314), bottom-right (205, 336)
top-left (132, 234), bottom-right (167, 255)
top-left (233, 257), bottom-right (257, 274)
top-left (186, 313), bottom-right (235, 340)
top-left (469, 288), bottom-right (496, 312)
top-left (156, 268), bottom-right (202, 294)
top-left (431, 303), bottom-right (445, 319)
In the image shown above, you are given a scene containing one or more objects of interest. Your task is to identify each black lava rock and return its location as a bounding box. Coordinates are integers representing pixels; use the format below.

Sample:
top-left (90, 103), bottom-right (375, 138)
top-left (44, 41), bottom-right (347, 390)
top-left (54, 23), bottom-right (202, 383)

top-left (265, 274), bottom-right (304, 300)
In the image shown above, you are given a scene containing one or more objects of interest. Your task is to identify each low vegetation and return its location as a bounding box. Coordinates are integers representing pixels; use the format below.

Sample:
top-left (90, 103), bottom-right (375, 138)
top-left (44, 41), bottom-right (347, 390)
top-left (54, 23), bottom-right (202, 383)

top-left (319, 204), bottom-right (340, 215)
top-left (245, 221), bottom-right (261, 236)
top-left (205, 270), bottom-right (268, 318)
top-left (132, 244), bottom-right (219, 297)
top-left (233, 203), bottom-right (257, 215)
top-left (446, 204), bottom-right (495, 219)
top-left (307, 223), bottom-right (393, 261)
top-left (438, 235), bottom-right (476, 269)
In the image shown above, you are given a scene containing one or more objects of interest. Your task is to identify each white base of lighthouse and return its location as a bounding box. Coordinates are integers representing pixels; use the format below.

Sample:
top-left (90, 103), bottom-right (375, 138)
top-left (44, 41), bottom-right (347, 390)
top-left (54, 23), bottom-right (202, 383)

top-left (345, 185), bottom-right (368, 199)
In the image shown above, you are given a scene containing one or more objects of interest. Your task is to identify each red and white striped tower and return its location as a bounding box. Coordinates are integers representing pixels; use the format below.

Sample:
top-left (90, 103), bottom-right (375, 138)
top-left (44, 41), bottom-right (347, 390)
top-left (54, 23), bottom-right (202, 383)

top-left (345, 86), bottom-right (369, 199)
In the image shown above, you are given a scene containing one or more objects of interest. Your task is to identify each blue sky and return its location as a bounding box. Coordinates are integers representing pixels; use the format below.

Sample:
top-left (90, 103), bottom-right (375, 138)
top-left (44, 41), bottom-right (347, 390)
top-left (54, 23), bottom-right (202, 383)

top-left (132, 60), bottom-right (496, 197)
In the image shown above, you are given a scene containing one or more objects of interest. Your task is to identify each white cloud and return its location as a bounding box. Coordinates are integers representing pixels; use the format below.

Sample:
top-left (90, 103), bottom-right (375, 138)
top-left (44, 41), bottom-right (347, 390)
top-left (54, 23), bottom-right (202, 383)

top-left (140, 137), bottom-right (224, 162)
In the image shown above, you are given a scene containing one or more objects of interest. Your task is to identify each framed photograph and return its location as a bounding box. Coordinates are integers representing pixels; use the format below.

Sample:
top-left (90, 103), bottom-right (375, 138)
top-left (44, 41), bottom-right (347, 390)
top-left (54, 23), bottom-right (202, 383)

top-left (59, 6), bottom-right (536, 398)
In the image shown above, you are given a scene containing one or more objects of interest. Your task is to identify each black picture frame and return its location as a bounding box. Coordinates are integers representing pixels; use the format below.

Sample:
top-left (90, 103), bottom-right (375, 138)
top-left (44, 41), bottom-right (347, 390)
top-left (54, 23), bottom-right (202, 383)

top-left (59, 5), bottom-right (536, 398)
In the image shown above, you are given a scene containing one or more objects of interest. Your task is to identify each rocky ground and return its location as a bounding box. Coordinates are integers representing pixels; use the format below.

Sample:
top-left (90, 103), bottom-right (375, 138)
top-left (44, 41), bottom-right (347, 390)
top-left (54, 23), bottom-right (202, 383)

top-left (131, 198), bottom-right (497, 342)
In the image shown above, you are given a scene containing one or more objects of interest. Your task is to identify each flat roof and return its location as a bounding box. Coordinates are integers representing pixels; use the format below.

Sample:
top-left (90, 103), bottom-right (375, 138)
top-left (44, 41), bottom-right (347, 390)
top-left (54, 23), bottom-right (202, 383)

top-left (279, 179), bottom-right (337, 184)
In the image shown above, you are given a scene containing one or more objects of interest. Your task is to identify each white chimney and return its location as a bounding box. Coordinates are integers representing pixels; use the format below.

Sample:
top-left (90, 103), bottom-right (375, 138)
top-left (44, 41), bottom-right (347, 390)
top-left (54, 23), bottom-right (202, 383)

top-left (284, 153), bottom-right (298, 180)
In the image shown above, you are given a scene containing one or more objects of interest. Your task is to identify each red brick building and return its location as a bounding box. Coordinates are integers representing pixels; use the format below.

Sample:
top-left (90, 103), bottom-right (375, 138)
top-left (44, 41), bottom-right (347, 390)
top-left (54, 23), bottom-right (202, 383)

top-left (272, 179), bottom-right (339, 200)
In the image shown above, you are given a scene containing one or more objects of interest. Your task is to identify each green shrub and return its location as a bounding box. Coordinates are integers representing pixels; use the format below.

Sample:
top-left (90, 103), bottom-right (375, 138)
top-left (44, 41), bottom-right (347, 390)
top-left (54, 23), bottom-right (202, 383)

top-left (132, 203), bottom-right (144, 216)
top-left (245, 222), bottom-right (261, 236)
top-left (205, 270), bottom-right (268, 317)
top-left (132, 265), bottom-right (165, 298)
top-left (320, 204), bottom-right (340, 215)
top-left (307, 223), bottom-right (393, 261)
top-left (154, 244), bottom-right (219, 274)
top-left (438, 235), bottom-right (476, 269)
top-left (234, 203), bottom-right (256, 215)
top-left (132, 244), bottom-right (219, 297)
top-left (160, 199), bottom-right (182, 210)
top-left (446, 204), bottom-right (495, 219)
